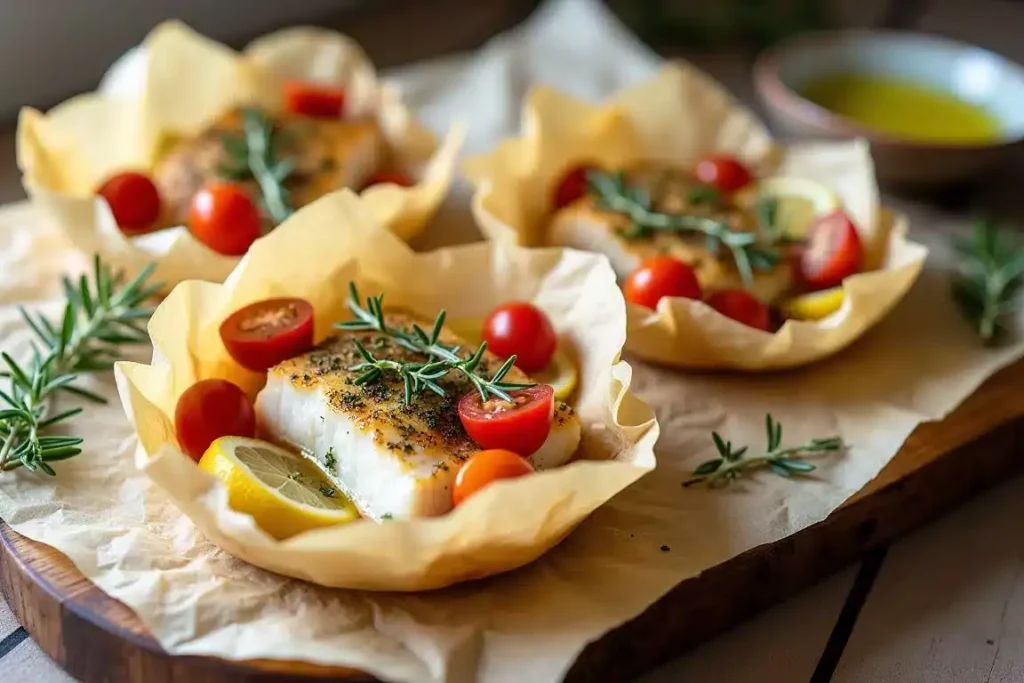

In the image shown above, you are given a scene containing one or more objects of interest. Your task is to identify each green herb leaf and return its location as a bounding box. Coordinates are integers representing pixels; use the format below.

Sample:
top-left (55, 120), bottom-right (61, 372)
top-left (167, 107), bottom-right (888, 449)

top-left (684, 413), bottom-right (842, 487)
top-left (335, 284), bottom-right (534, 405)
top-left (0, 257), bottom-right (160, 475)
top-left (951, 218), bottom-right (1024, 345)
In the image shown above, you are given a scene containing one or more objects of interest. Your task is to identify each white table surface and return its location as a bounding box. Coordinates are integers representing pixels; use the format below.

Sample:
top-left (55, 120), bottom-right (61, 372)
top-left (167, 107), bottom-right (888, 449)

top-left (4, 0), bottom-right (1024, 681)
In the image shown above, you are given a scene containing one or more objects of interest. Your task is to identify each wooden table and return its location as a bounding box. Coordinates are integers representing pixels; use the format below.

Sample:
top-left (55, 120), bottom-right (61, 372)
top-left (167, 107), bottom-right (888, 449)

top-left (3, 0), bottom-right (1024, 681)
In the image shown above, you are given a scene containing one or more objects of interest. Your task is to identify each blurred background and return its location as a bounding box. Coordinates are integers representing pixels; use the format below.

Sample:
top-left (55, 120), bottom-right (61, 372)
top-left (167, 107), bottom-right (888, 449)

top-left (3, 0), bottom-right (1018, 121)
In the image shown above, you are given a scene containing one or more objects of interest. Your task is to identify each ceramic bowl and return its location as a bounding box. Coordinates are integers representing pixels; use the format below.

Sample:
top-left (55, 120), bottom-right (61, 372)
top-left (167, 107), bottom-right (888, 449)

top-left (754, 30), bottom-right (1024, 186)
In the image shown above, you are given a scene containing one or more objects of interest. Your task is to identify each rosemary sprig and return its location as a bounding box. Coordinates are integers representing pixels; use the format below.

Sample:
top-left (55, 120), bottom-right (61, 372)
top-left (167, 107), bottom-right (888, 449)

top-left (587, 169), bottom-right (780, 286)
top-left (951, 218), bottom-right (1024, 345)
top-left (683, 414), bottom-right (844, 488)
top-left (219, 107), bottom-right (294, 225)
top-left (1, 256), bottom-right (159, 475)
top-left (335, 283), bottom-right (533, 405)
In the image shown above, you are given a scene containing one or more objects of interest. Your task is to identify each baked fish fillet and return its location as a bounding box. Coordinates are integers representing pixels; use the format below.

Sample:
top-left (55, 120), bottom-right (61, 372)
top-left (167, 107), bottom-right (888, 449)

top-left (254, 311), bottom-right (581, 519)
top-left (549, 164), bottom-right (794, 303)
top-left (153, 107), bottom-right (382, 229)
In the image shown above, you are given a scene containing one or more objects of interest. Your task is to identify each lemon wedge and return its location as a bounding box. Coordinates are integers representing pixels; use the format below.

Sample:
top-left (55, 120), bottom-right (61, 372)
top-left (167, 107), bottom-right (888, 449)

top-left (751, 178), bottom-right (840, 240)
top-left (448, 317), bottom-right (578, 401)
top-left (198, 436), bottom-right (359, 539)
top-left (782, 287), bottom-right (846, 321)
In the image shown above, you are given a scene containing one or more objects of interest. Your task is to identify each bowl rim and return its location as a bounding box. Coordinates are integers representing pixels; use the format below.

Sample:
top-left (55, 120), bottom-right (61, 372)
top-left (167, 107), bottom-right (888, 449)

top-left (753, 28), bottom-right (1024, 151)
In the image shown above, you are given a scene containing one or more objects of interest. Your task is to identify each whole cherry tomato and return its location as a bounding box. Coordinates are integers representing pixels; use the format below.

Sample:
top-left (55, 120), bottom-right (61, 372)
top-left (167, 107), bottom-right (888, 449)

top-left (453, 449), bottom-right (535, 507)
top-left (219, 297), bottom-right (315, 372)
top-left (174, 379), bottom-right (256, 461)
top-left (458, 384), bottom-right (554, 456)
top-left (624, 256), bottom-right (702, 310)
top-left (706, 289), bottom-right (772, 331)
top-left (482, 302), bottom-right (557, 372)
top-left (362, 171), bottom-right (414, 189)
top-left (694, 154), bottom-right (753, 193)
top-left (552, 163), bottom-right (599, 209)
top-left (188, 182), bottom-right (263, 256)
top-left (97, 171), bottom-right (162, 234)
top-left (283, 81), bottom-right (346, 118)
top-left (799, 210), bottom-right (864, 291)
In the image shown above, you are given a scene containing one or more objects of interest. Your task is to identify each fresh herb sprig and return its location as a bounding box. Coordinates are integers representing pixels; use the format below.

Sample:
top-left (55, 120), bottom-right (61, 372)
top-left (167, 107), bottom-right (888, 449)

top-left (587, 169), bottom-right (780, 286)
top-left (336, 283), bottom-right (533, 405)
top-left (951, 219), bottom-right (1024, 345)
top-left (683, 414), bottom-right (844, 488)
top-left (0, 257), bottom-right (159, 475)
top-left (219, 107), bottom-right (294, 225)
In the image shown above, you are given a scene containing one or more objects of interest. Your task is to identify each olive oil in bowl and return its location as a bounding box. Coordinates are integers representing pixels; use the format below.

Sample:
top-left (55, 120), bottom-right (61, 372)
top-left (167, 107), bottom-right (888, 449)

top-left (801, 73), bottom-right (1002, 144)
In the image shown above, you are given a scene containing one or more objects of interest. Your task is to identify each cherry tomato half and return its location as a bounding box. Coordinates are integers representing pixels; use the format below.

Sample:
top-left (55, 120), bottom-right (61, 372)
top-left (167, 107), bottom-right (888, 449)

top-left (283, 81), bottom-right (346, 118)
top-left (694, 154), bottom-right (753, 194)
top-left (219, 298), bottom-right (315, 372)
top-left (482, 302), bottom-right (557, 373)
top-left (553, 163), bottom-right (598, 210)
top-left (706, 289), bottom-right (772, 331)
top-left (799, 210), bottom-right (864, 291)
top-left (362, 171), bottom-right (414, 190)
top-left (188, 181), bottom-right (263, 256)
top-left (458, 384), bottom-right (554, 457)
top-left (452, 449), bottom-right (534, 507)
top-left (174, 379), bottom-right (256, 461)
top-left (97, 171), bottom-right (162, 234)
top-left (624, 256), bottom-right (702, 310)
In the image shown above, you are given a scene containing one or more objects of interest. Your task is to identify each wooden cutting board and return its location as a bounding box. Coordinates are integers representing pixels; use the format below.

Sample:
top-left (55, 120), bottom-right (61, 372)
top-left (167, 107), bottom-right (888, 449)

top-left (3, 358), bottom-right (1023, 683)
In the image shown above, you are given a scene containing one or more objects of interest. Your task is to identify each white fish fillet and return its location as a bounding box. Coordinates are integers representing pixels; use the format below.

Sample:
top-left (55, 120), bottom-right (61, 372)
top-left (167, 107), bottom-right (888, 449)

top-left (549, 164), bottom-right (795, 303)
top-left (255, 311), bottom-right (581, 519)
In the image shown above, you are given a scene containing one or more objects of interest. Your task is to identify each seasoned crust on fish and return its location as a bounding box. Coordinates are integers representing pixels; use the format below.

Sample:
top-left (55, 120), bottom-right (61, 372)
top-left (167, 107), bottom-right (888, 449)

top-left (549, 163), bottom-right (796, 303)
top-left (152, 107), bottom-right (382, 228)
top-left (254, 310), bottom-right (581, 518)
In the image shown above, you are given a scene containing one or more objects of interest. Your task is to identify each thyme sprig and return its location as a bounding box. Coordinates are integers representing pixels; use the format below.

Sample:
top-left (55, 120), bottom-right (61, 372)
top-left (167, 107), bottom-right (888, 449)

top-left (335, 283), bottom-right (533, 405)
top-left (1, 257), bottom-right (159, 475)
top-left (951, 219), bottom-right (1024, 345)
top-left (219, 107), bottom-right (294, 225)
top-left (586, 169), bottom-right (780, 286)
top-left (683, 414), bottom-right (844, 488)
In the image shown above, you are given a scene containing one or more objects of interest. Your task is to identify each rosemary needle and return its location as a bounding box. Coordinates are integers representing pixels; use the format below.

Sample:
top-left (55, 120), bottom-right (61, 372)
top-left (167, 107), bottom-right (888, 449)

top-left (586, 169), bottom-right (781, 287)
top-left (951, 218), bottom-right (1024, 345)
top-left (218, 107), bottom-right (295, 225)
top-left (683, 414), bottom-right (844, 488)
top-left (335, 283), bottom-right (533, 405)
top-left (0, 256), bottom-right (159, 475)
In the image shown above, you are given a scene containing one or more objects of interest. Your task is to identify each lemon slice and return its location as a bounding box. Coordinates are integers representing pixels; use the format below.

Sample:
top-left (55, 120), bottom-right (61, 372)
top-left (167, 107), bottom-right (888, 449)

top-left (782, 287), bottom-right (846, 321)
top-left (448, 317), bottom-right (578, 401)
top-left (752, 178), bottom-right (840, 240)
top-left (198, 436), bottom-right (359, 539)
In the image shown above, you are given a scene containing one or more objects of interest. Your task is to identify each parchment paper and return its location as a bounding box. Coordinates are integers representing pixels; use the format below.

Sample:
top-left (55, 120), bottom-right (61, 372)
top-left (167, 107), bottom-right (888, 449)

top-left (16, 21), bottom-right (463, 291)
top-left (462, 66), bottom-right (928, 370)
top-left (2, 1), bottom-right (1024, 682)
top-left (114, 189), bottom-right (659, 591)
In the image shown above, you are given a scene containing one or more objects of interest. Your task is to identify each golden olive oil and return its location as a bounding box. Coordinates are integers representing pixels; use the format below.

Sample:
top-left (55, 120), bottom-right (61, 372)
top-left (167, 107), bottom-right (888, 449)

top-left (801, 73), bottom-right (1002, 144)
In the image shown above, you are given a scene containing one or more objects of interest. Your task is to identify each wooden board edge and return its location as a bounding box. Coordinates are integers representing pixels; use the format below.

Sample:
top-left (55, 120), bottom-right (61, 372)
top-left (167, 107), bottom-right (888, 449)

top-left (565, 412), bottom-right (1024, 682)
top-left (0, 526), bottom-right (376, 683)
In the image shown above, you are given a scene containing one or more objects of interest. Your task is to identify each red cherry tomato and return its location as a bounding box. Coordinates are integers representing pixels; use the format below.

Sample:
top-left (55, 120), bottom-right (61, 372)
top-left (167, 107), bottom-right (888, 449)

top-left (219, 298), bottom-right (315, 372)
top-left (97, 171), bottom-right (162, 234)
top-left (283, 81), bottom-right (346, 118)
top-left (188, 182), bottom-right (263, 256)
top-left (553, 163), bottom-right (598, 209)
top-left (482, 302), bottom-right (557, 372)
top-left (452, 449), bottom-right (534, 507)
top-left (174, 379), bottom-right (256, 461)
top-left (458, 385), bottom-right (554, 456)
top-left (706, 289), bottom-right (772, 331)
top-left (362, 171), bottom-right (414, 189)
top-left (624, 256), bottom-right (702, 310)
top-left (799, 210), bottom-right (864, 291)
top-left (694, 154), bottom-right (753, 193)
